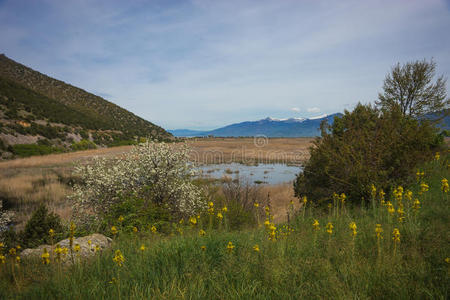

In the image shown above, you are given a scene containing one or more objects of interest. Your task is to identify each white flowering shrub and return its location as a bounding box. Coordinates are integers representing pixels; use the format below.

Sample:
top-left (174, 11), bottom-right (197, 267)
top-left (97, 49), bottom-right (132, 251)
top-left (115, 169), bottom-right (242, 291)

top-left (70, 141), bottom-right (205, 220)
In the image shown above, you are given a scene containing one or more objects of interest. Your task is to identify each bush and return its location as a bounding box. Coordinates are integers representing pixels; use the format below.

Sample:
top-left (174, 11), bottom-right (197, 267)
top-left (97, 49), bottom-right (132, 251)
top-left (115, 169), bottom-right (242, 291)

top-left (70, 141), bottom-right (205, 224)
top-left (11, 144), bottom-right (63, 157)
top-left (294, 104), bottom-right (442, 205)
top-left (70, 139), bottom-right (97, 151)
top-left (20, 204), bottom-right (64, 248)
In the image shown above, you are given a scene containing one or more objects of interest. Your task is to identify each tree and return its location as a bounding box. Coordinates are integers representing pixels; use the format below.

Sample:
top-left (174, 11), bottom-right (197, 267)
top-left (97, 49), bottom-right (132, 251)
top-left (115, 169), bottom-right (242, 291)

top-left (377, 59), bottom-right (449, 117)
top-left (294, 104), bottom-right (442, 205)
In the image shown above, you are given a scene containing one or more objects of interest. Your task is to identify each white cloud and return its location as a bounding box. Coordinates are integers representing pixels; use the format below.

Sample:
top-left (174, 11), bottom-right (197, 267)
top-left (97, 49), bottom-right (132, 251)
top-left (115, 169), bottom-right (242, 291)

top-left (291, 107), bottom-right (301, 113)
top-left (307, 107), bottom-right (321, 113)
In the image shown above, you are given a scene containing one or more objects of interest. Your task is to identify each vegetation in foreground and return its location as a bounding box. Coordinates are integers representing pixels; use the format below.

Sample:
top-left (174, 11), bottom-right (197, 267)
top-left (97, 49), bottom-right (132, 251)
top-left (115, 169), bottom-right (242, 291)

top-left (0, 153), bottom-right (448, 299)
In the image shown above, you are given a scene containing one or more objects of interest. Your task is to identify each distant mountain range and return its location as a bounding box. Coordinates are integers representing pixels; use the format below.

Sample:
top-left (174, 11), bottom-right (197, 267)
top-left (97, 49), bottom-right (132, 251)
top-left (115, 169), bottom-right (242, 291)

top-left (170, 114), bottom-right (343, 137)
top-left (0, 54), bottom-right (171, 158)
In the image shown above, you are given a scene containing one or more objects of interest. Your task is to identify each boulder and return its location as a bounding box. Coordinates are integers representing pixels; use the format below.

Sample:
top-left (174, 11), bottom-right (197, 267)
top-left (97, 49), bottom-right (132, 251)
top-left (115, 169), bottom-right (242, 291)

top-left (21, 233), bottom-right (112, 263)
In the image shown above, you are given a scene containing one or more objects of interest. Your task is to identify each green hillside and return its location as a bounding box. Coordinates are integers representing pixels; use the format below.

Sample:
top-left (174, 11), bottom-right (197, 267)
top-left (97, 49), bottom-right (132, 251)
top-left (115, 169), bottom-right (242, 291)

top-left (0, 54), bottom-right (172, 158)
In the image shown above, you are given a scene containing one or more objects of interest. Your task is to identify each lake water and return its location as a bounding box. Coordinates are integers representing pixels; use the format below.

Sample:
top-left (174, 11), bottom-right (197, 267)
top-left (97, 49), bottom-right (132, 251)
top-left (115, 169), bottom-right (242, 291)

top-left (197, 163), bottom-right (303, 185)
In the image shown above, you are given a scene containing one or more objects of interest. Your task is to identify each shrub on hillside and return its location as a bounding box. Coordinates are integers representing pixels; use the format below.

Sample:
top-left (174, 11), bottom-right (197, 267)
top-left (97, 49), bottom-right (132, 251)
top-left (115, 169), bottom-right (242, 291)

top-left (71, 141), bottom-right (205, 223)
top-left (294, 104), bottom-right (443, 205)
top-left (70, 139), bottom-right (97, 151)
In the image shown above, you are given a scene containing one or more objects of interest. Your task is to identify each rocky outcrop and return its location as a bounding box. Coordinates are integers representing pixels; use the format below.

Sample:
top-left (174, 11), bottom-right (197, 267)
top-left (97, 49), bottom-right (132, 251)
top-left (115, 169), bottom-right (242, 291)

top-left (20, 233), bottom-right (112, 263)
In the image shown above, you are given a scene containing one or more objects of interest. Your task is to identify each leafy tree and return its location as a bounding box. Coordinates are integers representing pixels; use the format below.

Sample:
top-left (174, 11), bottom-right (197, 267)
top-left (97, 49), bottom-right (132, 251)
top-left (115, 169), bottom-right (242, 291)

top-left (294, 104), bottom-right (442, 205)
top-left (376, 59), bottom-right (449, 117)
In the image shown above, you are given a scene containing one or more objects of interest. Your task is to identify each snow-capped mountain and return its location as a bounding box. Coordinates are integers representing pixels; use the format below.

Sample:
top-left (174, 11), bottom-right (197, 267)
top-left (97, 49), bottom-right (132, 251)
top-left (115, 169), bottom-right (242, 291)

top-left (169, 113), bottom-right (342, 137)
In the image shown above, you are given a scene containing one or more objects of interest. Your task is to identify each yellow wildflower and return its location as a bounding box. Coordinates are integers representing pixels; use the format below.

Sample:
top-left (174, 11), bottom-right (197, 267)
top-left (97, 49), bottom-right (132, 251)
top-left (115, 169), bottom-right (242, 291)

top-left (397, 207), bottom-right (405, 223)
top-left (179, 219), bottom-right (184, 224)
top-left (16, 245), bottom-right (21, 250)
top-left (112, 250), bottom-right (125, 267)
top-left (254, 202), bottom-right (259, 208)
top-left (441, 178), bottom-right (449, 193)
top-left (132, 226), bottom-right (138, 233)
top-left (118, 215), bottom-right (124, 223)
top-left (387, 202), bottom-right (395, 215)
top-left (392, 228), bottom-right (400, 243)
top-left (302, 196), bottom-right (307, 205)
top-left (371, 184), bottom-right (377, 199)
top-left (413, 198), bottom-right (420, 210)
top-left (111, 226), bottom-right (118, 236)
top-left (264, 220), bottom-right (270, 228)
top-left (312, 219), bottom-right (319, 231)
top-left (349, 221), bottom-right (357, 236)
top-left (326, 222), bottom-right (333, 235)
top-left (253, 245), bottom-right (260, 252)
top-left (445, 257), bottom-right (450, 264)
top-left (340, 193), bottom-right (346, 204)
top-left (9, 248), bottom-right (16, 256)
top-left (49, 229), bottom-right (55, 237)
top-left (189, 216), bottom-right (197, 226)
top-left (226, 241), bottom-right (235, 253)
top-left (151, 226), bottom-right (157, 234)
top-left (208, 202), bottom-right (214, 214)
top-left (41, 248), bottom-right (50, 264)
top-left (139, 245), bottom-right (146, 252)
top-left (222, 206), bottom-right (228, 212)
top-left (379, 189), bottom-right (386, 205)
top-left (0, 254), bottom-right (5, 264)
top-left (435, 152), bottom-right (440, 161)
top-left (375, 224), bottom-right (383, 239)
top-left (217, 212), bottom-right (223, 220)
top-left (201, 245), bottom-right (206, 251)
top-left (74, 244), bottom-right (81, 253)
top-left (94, 245), bottom-right (101, 253)
top-left (420, 182), bottom-right (429, 193)
top-left (199, 229), bottom-right (206, 237)
top-left (15, 256), bottom-right (20, 264)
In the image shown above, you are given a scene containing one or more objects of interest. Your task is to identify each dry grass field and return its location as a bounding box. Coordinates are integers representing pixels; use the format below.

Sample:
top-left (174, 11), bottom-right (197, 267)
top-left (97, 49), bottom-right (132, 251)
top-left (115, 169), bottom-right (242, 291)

top-left (0, 138), bottom-right (312, 229)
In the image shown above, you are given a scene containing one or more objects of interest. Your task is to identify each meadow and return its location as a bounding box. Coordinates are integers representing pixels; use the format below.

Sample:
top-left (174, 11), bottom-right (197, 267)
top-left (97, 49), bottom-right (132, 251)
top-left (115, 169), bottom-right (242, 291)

top-left (0, 138), bottom-right (311, 229)
top-left (0, 151), bottom-right (448, 299)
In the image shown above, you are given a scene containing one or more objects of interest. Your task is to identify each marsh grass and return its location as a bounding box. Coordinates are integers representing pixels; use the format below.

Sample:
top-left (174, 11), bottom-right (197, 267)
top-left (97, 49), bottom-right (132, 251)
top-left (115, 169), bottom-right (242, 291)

top-left (0, 156), bottom-right (448, 299)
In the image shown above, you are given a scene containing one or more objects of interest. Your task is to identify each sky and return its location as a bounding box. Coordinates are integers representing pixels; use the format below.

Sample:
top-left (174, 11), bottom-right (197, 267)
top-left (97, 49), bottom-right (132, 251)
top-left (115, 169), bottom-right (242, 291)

top-left (0, 0), bottom-right (449, 130)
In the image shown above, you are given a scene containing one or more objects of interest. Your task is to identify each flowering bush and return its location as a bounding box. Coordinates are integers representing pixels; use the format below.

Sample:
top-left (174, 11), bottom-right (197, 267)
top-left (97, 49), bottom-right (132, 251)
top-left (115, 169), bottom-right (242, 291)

top-left (71, 141), bottom-right (205, 221)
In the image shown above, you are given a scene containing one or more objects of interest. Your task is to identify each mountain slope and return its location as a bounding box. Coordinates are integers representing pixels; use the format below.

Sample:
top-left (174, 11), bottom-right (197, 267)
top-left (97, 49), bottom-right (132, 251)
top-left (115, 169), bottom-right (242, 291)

top-left (0, 54), bottom-right (170, 139)
top-left (0, 54), bottom-right (171, 159)
top-left (170, 114), bottom-right (342, 137)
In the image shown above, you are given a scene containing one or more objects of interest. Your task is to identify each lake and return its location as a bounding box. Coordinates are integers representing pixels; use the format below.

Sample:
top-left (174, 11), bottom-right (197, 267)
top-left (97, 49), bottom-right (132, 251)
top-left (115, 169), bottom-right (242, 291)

top-left (197, 163), bottom-right (303, 185)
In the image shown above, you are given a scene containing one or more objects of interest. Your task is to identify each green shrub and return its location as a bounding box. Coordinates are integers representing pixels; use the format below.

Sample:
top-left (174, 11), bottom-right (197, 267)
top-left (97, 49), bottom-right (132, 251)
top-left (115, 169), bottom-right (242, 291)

top-left (294, 104), bottom-right (442, 205)
top-left (100, 194), bottom-right (174, 235)
top-left (70, 139), bottom-right (97, 151)
top-left (11, 144), bottom-right (63, 157)
top-left (20, 204), bottom-right (64, 248)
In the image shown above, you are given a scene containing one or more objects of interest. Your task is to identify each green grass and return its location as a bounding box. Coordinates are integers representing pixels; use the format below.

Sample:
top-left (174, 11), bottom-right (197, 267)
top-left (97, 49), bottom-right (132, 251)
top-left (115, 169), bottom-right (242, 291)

top-left (1, 158), bottom-right (449, 299)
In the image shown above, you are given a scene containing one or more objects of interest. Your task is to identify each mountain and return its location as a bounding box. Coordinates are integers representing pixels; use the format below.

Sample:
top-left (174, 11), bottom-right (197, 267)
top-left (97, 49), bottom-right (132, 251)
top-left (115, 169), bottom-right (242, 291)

top-left (169, 114), bottom-right (342, 137)
top-left (0, 54), bottom-right (171, 158)
top-left (422, 109), bottom-right (450, 131)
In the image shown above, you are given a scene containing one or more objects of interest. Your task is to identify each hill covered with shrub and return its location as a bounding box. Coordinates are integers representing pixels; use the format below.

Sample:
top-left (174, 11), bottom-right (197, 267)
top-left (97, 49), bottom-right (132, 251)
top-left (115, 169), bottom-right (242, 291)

top-left (0, 54), bottom-right (172, 159)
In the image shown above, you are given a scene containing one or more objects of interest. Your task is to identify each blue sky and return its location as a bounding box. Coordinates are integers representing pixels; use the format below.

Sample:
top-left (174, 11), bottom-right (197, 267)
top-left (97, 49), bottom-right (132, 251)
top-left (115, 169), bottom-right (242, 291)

top-left (1, 0), bottom-right (449, 130)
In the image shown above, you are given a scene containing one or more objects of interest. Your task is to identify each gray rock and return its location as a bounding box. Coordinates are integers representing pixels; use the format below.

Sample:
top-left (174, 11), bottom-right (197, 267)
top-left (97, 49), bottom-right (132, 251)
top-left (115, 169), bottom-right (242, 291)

top-left (21, 233), bottom-right (112, 263)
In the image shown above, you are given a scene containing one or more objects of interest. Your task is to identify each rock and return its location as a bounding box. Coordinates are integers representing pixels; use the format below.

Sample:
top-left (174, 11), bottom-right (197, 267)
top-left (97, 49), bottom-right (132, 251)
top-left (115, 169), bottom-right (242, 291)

top-left (0, 200), bottom-right (14, 233)
top-left (20, 233), bottom-right (112, 263)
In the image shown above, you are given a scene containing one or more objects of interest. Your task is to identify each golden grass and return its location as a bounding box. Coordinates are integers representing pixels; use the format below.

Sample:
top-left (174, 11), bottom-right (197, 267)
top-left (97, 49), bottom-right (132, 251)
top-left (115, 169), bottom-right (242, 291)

top-left (0, 138), bottom-right (312, 229)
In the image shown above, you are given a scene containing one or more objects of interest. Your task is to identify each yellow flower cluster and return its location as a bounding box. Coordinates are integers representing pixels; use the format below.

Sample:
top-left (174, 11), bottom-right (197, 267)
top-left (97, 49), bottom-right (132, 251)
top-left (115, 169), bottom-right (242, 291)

top-left (420, 182), bottom-right (429, 194)
top-left (226, 241), bottom-right (235, 253)
top-left (413, 198), bottom-right (420, 211)
top-left (349, 222), bottom-right (357, 236)
top-left (326, 222), bottom-right (333, 235)
top-left (111, 226), bottom-right (118, 236)
top-left (375, 224), bottom-right (383, 239)
top-left (41, 248), bottom-right (50, 265)
top-left (253, 245), bottom-right (260, 252)
top-left (441, 178), bottom-right (449, 193)
top-left (208, 202), bottom-right (214, 215)
top-left (312, 219), bottom-right (320, 231)
top-left (199, 229), bottom-right (206, 237)
top-left (217, 212), bottom-right (223, 220)
top-left (112, 250), bottom-right (125, 267)
top-left (392, 228), bottom-right (400, 243)
top-left (416, 170), bottom-right (425, 182)
top-left (371, 184), bottom-right (377, 199)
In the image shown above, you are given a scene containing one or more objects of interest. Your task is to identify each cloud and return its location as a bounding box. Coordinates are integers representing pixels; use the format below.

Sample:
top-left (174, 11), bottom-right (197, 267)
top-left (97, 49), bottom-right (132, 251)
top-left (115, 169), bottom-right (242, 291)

top-left (291, 107), bottom-right (301, 113)
top-left (307, 107), bottom-right (321, 113)
top-left (0, 0), bottom-right (448, 129)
